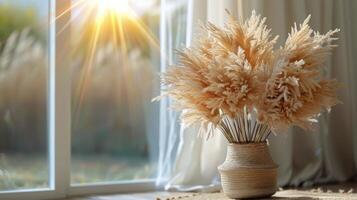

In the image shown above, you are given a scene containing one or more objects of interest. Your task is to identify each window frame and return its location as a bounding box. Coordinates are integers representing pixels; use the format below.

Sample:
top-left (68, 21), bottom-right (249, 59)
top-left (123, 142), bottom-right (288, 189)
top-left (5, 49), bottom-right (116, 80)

top-left (0, 0), bottom-right (159, 199)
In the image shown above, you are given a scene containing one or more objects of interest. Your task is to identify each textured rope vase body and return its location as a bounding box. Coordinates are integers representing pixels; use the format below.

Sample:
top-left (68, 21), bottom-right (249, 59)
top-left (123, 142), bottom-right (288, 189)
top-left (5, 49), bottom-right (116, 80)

top-left (218, 143), bottom-right (278, 199)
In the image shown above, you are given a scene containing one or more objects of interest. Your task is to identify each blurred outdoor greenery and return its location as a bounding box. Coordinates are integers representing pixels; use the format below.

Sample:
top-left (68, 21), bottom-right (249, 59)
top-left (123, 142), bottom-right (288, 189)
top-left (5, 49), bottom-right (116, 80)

top-left (0, 4), bottom-right (45, 48)
top-left (0, 154), bottom-right (153, 190)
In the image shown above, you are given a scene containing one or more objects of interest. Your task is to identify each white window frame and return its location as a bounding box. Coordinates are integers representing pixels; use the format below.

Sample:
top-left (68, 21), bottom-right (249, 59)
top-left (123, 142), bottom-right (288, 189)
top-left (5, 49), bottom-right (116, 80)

top-left (0, 0), bottom-right (158, 199)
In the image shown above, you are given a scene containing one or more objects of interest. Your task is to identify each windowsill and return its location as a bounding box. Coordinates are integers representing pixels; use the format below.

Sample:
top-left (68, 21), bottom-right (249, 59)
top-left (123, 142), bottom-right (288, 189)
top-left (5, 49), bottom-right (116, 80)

top-left (65, 191), bottom-right (170, 200)
top-left (64, 182), bottom-right (357, 200)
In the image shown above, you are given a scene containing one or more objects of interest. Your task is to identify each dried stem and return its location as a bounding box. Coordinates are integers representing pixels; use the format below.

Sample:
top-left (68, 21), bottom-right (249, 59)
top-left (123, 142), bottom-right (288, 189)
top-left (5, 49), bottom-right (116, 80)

top-left (218, 108), bottom-right (271, 143)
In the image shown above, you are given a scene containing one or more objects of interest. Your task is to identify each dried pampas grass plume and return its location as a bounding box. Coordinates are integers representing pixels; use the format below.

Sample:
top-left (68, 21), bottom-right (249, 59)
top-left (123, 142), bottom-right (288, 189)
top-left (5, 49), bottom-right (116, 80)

top-left (156, 11), bottom-right (340, 143)
top-left (257, 15), bottom-right (340, 131)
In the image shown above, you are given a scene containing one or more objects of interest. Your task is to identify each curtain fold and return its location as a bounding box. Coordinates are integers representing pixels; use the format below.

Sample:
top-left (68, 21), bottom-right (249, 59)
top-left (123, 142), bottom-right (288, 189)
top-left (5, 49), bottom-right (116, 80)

top-left (163, 0), bottom-right (228, 192)
top-left (156, 0), bottom-right (190, 186)
top-left (159, 0), bottom-right (357, 191)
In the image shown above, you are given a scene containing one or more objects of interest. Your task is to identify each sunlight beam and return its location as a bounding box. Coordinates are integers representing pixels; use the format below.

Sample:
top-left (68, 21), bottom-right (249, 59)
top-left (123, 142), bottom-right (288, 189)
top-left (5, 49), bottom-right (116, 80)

top-left (52, 0), bottom-right (87, 24)
top-left (95, 0), bottom-right (136, 23)
top-left (127, 17), bottom-right (160, 50)
top-left (74, 20), bottom-right (103, 125)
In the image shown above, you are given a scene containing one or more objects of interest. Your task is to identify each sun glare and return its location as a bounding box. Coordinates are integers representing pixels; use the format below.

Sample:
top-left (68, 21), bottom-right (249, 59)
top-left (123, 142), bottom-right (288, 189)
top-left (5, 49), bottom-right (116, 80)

top-left (95, 0), bottom-right (135, 22)
top-left (57, 0), bottom-right (160, 117)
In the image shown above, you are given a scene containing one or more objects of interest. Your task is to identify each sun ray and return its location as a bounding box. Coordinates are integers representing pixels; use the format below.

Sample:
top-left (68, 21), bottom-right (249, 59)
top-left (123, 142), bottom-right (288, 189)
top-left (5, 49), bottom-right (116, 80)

top-left (127, 16), bottom-right (160, 50)
top-left (110, 12), bottom-right (119, 47)
top-left (117, 17), bottom-right (128, 56)
top-left (52, 0), bottom-right (87, 24)
top-left (110, 12), bottom-right (125, 122)
top-left (116, 14), bottom-right (130, 97)
top-left (56, 1), bottom-right (94, 37)
top-left (73, 19), bottom-right (103, 124)
top-left (60, 0), bottom-right (161, 126)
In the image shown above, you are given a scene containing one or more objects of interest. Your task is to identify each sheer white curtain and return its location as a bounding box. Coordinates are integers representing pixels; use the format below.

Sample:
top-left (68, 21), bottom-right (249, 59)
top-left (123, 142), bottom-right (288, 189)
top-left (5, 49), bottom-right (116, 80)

top-left (156, 0), bottom-right (190, 187)
top-left (158, 0), bottom-right (357, 191)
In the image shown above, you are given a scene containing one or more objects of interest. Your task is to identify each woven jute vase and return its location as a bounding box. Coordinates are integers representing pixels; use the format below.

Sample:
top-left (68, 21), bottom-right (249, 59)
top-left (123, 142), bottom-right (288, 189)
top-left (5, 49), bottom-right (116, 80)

top-left (218, 142), bottom-right (278, 199)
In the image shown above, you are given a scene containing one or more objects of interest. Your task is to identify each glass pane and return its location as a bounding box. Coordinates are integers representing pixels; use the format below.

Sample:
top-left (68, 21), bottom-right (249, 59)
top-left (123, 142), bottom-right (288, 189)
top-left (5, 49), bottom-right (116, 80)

top-left (0, 0), bottom-right (49, 190)
top-left (70, 0), bottom-right (161, 184)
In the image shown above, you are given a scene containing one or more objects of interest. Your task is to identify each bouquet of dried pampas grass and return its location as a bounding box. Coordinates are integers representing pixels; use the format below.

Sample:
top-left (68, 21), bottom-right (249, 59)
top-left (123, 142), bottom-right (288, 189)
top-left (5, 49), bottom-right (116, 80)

top-left (156, 10), bottom-right (340, 143)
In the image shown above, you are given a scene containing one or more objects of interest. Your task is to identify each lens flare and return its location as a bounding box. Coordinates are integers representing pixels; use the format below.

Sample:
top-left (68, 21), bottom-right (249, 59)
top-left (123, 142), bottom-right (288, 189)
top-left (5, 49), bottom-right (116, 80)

top-left (95, 0), bottom-right (135, 23)
top-left (55, 0), bottom-right (160, 121)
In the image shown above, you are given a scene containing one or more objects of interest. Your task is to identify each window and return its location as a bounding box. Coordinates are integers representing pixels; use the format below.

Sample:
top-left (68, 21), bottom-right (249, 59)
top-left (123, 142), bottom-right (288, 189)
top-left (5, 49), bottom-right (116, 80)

top-left (70, 0), bottom-right (160, 185)
top-left (0, 0), bottom-right (189, 199)
top-left (0, 0), bottom-right (50, 191)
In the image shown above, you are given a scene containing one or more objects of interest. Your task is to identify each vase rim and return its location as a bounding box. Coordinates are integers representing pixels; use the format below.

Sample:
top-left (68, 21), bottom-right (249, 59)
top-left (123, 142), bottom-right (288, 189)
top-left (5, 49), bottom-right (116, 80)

top-left (228, 142), bottom-right (267, 146)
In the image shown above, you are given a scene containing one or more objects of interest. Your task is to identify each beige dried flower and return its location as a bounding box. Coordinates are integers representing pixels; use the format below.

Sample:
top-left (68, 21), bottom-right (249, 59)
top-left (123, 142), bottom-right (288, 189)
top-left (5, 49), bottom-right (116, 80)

top-left (257, 16), bottom-right (340, 132)
top-left (157, 11), bottom-right (340, 142)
